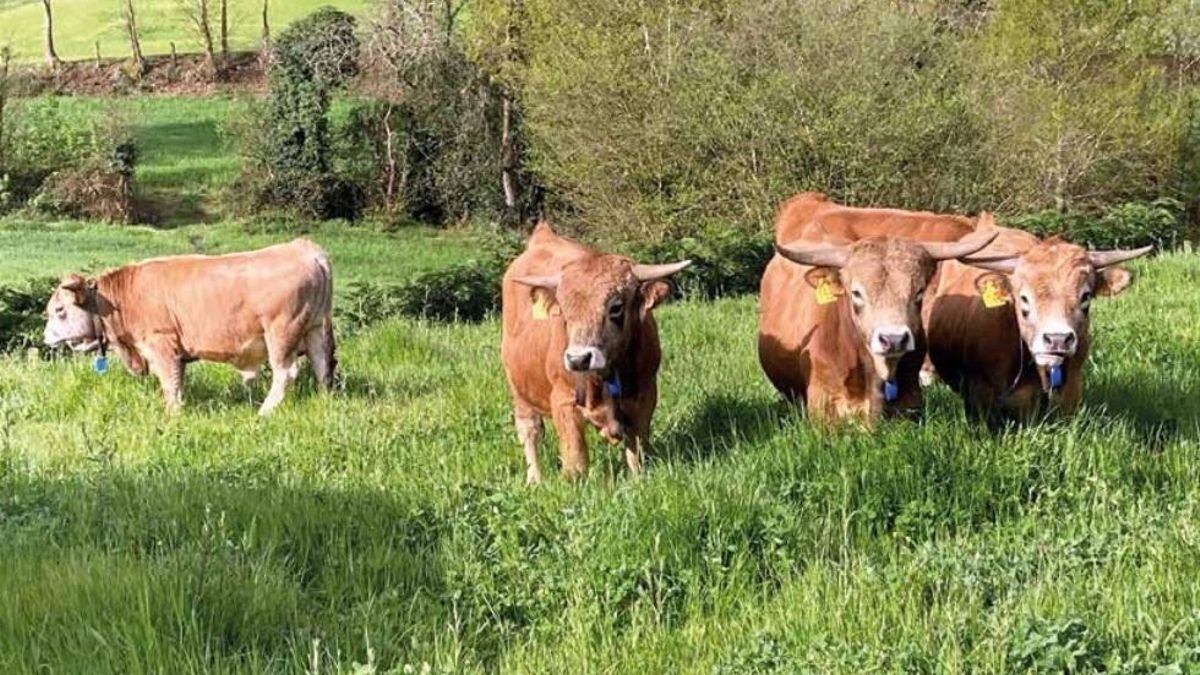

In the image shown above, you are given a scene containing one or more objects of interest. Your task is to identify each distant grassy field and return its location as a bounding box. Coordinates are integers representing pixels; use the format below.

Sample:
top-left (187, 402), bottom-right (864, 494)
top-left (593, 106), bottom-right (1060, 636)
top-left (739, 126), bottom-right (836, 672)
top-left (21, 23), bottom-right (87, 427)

top-left (1, 217), bottom-right (1199, 671)
top-left (0, 0), bottom-right (368, 63)
top-left (0, 219), bottom-right (475, 288)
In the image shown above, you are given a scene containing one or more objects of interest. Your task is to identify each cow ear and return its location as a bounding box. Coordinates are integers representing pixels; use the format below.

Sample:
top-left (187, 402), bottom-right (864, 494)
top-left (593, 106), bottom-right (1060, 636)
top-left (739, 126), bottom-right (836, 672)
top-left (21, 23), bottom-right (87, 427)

top-left (1095, 266), bottom-right (1133, 297)
top-left (60, 274), bottom-right (86, 292)
top-left (529, 286), bottom-right (560, 319)
top-left (803, 267), bottom-right (842, 291)
top-left (974, 272), bottom-right (1013, 306)
top-left (640, 279), bottom-right (676, 316)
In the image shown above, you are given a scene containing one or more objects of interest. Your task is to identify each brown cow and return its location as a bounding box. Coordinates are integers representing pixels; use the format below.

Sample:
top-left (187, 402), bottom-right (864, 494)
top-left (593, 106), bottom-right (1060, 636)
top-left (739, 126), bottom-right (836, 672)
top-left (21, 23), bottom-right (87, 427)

top-left (926, 226), bottom-right (1150, 423)
top-left (758, 193), bottom-right (997, 425)
top-left (501, 222), bottom-right (690, 485)
top-left (42, 239), bottom-right (336, 415)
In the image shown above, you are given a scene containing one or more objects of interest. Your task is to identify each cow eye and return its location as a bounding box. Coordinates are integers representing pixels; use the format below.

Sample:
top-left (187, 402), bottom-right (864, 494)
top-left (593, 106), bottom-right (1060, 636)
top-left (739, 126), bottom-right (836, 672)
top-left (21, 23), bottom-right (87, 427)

top-left (1080, 289), bottom-right (1093, 310)
top-left (850, 289), bottom-right (865, 307)
top-left (913, 290), bottom-right (925, 305)
top-left (1018, 293), bottom-right (1031, 318)
top-left (608, 300), bottom-right (625, 322)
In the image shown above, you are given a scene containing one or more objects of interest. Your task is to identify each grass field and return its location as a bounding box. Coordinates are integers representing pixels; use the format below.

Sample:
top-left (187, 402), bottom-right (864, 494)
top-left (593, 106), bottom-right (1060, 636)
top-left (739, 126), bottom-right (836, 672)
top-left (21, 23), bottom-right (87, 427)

top-left (0, 0), bottom-right (368, 63)
top-left (0, 218), bottom-right (475, 288)
top-left (1, 214), bottom-right (1199, 671)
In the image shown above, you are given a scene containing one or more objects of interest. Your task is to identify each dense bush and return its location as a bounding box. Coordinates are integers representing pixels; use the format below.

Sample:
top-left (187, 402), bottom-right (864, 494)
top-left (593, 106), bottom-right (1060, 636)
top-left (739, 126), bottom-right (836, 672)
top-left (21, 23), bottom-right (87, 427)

top-left (628, 227), bottom-right (773, 300)
top-left (360, 1), bottom-right (537, 224)
top-left (0, 277), bottom-right (53, 352)
top-left (343, 261), bottom-right (504, 328)
top-left (255, 8), bottom-right (362, 220)
top-left (1009, 199), bottom-right (1186, 251)
top-left (0, 98), bottom-right (135, 220)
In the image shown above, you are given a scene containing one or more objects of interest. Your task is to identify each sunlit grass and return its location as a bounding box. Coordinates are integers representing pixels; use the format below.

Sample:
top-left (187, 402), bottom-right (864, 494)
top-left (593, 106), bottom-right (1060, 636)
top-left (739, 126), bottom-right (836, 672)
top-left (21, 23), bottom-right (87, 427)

top-left (1, 239), bottom-right (1197, 672)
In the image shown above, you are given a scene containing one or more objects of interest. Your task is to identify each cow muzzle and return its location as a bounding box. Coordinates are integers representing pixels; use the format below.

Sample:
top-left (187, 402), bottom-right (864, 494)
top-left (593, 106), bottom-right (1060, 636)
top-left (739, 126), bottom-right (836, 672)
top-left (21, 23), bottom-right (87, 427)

top-left (869, 326), bottom-right (915, 357)
top-left (563, 346), bottom-right (607, 373)
top-left (1032, 327), bottom-right (1077, 367)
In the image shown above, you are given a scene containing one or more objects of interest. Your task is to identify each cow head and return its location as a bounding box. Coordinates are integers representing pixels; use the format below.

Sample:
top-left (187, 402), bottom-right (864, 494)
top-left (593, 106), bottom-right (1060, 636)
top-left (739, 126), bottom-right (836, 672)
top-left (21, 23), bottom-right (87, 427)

top-left (43, 274), bottom-right (103, 352)
top-left (966, 239), bottom-right (1151, 379)
top-left (513, 256), bottom-right (691, 374)
top-left (776, 229), bottom-right (997, 381)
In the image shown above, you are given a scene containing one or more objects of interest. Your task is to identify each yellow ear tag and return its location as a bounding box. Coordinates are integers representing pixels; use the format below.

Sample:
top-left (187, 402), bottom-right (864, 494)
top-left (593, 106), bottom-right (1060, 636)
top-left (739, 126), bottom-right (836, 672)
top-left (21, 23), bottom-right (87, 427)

top-left (531, 295), bottom-right (550, 320)
top-left (981, 279), bottom-right (1010, 309)
top-left (814, 278), bottom-right (839, 305)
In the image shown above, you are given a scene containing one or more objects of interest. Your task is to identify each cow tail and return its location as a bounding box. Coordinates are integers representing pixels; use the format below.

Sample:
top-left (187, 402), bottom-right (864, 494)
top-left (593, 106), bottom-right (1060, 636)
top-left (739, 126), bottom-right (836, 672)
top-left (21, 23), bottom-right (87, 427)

top-left (315, 250), bottom-right (339, 390)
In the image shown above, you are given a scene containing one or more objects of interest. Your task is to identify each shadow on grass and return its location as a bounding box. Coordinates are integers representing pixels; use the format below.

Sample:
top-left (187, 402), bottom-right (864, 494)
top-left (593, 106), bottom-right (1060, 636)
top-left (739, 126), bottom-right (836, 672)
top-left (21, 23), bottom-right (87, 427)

top-left (178, 366), bottom-right (438, 412)
top-left (653, 393), bottom-right (787, 467)
top-left (0, 473), bottom-right (453, 671)
top-left (1089, 377), bottom-right (1199, 448)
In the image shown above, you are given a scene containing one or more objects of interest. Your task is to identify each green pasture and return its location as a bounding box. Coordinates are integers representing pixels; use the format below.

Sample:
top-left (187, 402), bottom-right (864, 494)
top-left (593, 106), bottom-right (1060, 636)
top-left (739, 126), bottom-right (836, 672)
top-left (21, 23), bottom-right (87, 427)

top-left (1, 231), bottom-right (1198, 672)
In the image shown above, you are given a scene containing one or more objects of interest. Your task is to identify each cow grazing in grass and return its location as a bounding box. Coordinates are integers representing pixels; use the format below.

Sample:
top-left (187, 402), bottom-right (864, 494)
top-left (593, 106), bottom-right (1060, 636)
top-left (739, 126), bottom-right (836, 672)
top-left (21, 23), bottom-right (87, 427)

top-left (758, 193), bottom-right (997, 425)
top-left (925, 226), bottom-right (1151, 423)
top-left (42, 239), bottom-right (335, 415)
top-left (501, 222), bottom-right (690, 485)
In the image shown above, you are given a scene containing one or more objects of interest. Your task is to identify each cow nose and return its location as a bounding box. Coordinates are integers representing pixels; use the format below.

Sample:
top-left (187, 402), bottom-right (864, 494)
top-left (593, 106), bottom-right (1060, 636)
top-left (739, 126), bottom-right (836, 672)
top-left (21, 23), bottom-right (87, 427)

top-left (563, 346), bottom-right (606, 373)
top-left (871, 327), bottom-right (914, 356)
top-left (565, 351), bottom-right (592, 371)
top-left (1042, 331), bottom-right (1076, 353)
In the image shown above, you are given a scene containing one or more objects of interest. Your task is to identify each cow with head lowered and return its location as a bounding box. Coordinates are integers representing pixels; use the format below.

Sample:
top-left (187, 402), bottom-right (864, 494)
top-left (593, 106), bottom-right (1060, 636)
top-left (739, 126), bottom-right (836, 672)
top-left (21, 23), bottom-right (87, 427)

top-left (925, 226), bottom-right (1151, 423)
top-left (42, 239), bottom-right (336, 415)
top-left (758, 193), bottom-right (997, 425)
top-left (501, 222), bottom-right (690, 485)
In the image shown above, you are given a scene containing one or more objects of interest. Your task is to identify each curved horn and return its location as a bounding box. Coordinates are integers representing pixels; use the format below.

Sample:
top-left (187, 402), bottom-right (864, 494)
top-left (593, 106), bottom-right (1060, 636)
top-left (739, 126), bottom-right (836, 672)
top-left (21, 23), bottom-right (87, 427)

top-left (774, 241), bottom-right (851, 269)
top-left (1087, 245), bottom-right (1153, 269)
top-left (921, 229), bottom-right (999, 261)
top-left (511, 273), bottom-right (561, 290)
top-left (632, 260), bottom-right (692, 281)
top-left (961, 255), bottom-right (1019, 274)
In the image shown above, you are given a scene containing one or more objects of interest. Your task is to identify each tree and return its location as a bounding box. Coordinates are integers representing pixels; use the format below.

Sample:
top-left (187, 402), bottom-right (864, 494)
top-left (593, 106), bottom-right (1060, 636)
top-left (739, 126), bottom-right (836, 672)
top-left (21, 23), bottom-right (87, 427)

top-left (41, 0), bottom-right (62, 70)
top-left (178, 0), bottom-right (217, 78)
top-left (220, 0), bottom-right (229, 63)
top-left (123, 0), bottom-right (147, 76)
top-left (0, 46), bottom-right (10, 166)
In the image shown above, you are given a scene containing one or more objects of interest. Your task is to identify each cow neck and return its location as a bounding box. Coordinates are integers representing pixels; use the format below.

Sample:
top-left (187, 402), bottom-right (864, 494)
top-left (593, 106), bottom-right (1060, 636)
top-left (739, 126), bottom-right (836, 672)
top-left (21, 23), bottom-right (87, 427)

top-left (83, 283), bottom-right (109, 361)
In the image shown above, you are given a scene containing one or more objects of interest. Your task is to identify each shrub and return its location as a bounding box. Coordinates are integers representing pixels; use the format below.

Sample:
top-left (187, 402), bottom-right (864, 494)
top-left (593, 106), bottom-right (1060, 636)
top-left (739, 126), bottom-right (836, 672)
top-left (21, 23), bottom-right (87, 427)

top-left (0, 98), bottom-right (135, 218)
top-left (627, 225), bottom-right (773, 300)
top-left (0, 277), bottom-right (53, 353)
top-left (256, 7), bottom-right (362, 220)
top-left (1009, 199), bottom-right (1185, 251)
top-left (31, 141), bottom-right (138, 223)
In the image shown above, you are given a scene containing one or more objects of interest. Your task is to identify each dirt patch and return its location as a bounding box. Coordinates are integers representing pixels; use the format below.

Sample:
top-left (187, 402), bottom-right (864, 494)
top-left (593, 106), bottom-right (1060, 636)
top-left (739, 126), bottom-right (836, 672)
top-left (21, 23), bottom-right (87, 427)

top-left (9, 51), bottom-right (268, 97)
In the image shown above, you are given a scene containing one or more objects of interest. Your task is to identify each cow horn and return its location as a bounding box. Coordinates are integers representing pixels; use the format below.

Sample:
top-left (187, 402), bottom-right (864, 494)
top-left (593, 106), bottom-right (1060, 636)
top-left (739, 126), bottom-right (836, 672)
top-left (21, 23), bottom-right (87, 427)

top-left (961, 255), bottom-right (1020, 274)
top-left (511, 273), bottom-right (561, 290)
top-left (632, 260), bottom-right (692, 281)
top-left (1087, 245), bottom-right (1153, 269)
top-left (774, 241), bottom-right (851, 268)
top-left (921, 229), bottom-right (999, 261)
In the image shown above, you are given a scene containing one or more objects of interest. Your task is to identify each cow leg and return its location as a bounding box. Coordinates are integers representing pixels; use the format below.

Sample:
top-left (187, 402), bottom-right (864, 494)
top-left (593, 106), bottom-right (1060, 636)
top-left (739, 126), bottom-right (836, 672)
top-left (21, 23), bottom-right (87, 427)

top-left (514, 406), bottom-right (545, 486)
top-left (145, 350), bottom-right (184, 411)
top-left (304, 318), bottom-right (336, 391)
top-left (550, 395), bottom-right (589, 481)
top-left (260, 357), bottom-right (299, 416)
top-left (623, 388), bottom-right (658, 477)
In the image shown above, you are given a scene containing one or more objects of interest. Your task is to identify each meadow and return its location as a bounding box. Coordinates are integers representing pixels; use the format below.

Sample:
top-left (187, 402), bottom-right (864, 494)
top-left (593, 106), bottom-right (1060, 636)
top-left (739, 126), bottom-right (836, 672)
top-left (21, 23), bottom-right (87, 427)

top-left (1, 218), bottom-right (1199, 671)
top-left (0, 0), bottom-right (368, 63)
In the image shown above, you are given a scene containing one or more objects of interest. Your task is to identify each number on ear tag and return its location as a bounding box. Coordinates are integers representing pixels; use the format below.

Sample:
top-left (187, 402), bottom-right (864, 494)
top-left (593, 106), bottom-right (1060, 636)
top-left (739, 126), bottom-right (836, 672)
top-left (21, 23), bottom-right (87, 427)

top-left (980, 279), bottom-right (1010, 309)
top-left (531, 295), bottom-right (550, 320)
top-left (815, 278), bottom-right (839, 305)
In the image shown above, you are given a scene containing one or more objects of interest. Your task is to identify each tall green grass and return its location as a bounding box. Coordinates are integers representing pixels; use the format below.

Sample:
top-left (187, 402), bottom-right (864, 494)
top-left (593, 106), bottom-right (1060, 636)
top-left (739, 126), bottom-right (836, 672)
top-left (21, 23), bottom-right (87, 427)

top-left (1, 241), bottom-right (1197, 672)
